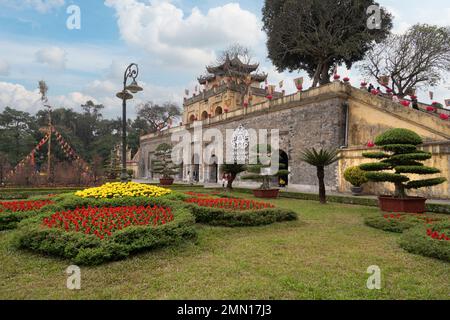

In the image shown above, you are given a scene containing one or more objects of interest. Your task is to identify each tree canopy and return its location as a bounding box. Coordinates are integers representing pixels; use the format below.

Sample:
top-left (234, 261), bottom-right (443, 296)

top-left (359, 24), bottom-right (450, 97)
top-left (262, 0), bottom-right (393, 87)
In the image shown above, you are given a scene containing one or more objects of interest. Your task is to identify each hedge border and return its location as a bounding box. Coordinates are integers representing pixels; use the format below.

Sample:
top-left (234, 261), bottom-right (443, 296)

top-left (184, 202), bottom-right (297, 227)
top-left (14, 196), bottom-right (196, 265)
top-left (364, 213), bottom-right (446, 233)
top-left (230, 188), bottom-right (450, 214)
top-left (399, 221), bottom-right (450, 262)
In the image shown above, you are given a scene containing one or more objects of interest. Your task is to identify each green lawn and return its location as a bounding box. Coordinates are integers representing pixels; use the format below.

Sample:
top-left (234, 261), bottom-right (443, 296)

top-left (0, 192), bottom-right (449, 300)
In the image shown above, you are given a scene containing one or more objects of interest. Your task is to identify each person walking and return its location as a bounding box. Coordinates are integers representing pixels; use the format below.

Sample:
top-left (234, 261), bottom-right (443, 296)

top-left (221, 173), bottom-right (227, 188)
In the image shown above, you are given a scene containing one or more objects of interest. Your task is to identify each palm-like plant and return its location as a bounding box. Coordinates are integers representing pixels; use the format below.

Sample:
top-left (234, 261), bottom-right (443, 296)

top-left (221, 163), bottom-right (247, 189)
top-left (300, 148), bottom-right (340, 204)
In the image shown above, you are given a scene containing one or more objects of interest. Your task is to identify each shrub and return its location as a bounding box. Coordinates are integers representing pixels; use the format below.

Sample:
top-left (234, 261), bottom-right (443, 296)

top-left (14, 201), bottom-right (196, 265)
top-left (364, 213), bottom-right (445, 233)
top-left (399, 221), bottom-right (450, 262)
top-left (343, 166), bottom-right (368, 187)
top-left (185, 201), bottom-right (297, 227)
top-left (185, 197), bottom-right (275, 210)
top-left (0, 199), bottom-right (55, 231)
top-left (152, 143), bottom-right (180, 179)
top-left (360, 128), bottom-right (446, 198)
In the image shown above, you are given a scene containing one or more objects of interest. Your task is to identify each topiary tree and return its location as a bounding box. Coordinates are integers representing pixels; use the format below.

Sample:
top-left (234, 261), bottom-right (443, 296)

top-left (360, 128), bottom-right (446, 198)
top-left (152, 143), bottom-right (179, 179)
top-left (220, 163), bottom-right (247, 190)
top-left (241, 145), bottom-right (289, 190)
top-left (300, 148), bottom-right (339, 204)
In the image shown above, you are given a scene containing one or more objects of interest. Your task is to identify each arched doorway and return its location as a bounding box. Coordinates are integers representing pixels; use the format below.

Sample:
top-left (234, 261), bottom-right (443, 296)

top-left (189, 114), bottom-right (196, 123)
top-left (278, 150), bottom-right (289, 187)
top-left (192, 153), bottom-right (200, 182)
top-left (209, 155), bottom-right (218, 183)
top-left (201, 111), bottom-right (209, 120)
top-left (215, 107), bottom-right (223, 116)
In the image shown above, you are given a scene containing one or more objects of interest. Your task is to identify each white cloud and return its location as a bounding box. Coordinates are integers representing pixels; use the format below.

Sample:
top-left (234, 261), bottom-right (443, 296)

top-left (0, 0), bottom-right (65, 13)
top-left (105, 0), bottom-right (264, 69)
top-left (0, 82), bottom-right (41, 112)
top-left (0, 59), bottom-right (10, 76)
top-left (35, 46), bottom-right (67, 69)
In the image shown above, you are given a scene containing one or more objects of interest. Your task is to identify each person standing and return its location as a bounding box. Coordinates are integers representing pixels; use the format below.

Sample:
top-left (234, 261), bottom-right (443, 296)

top-left (222, 173), bottom-right (227, 188)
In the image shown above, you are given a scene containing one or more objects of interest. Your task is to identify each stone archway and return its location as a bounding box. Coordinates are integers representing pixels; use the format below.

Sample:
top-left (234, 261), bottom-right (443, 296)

top-left (201, 111), bottom-right (209, 120)
top-left (189, 114), bottom-right (196, 123)
top-left (278, 150), bottom-right (289, 187)
top-left (215, 106), bottom-right (223, 116)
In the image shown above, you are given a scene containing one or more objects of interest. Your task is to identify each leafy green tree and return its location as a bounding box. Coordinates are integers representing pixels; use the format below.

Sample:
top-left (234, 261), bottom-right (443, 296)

top-left (262, 0), bottom-right (392, 87)
top-left (242, 145), bottom-right (289, 190)
top-left (220, 163), bottom-right (247, 189)
top-left (136, 102), bottom-right (181, 133)
top-left (300, 148), bottom-right (339, 204)
top-left (152, 143), bottom-right (179, 179)
top-left (360, 128), bottom-right (446, 198)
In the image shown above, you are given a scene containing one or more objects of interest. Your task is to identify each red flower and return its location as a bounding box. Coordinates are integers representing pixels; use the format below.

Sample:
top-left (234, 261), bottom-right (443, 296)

top-left (0, 200), bottom-right (54, 212)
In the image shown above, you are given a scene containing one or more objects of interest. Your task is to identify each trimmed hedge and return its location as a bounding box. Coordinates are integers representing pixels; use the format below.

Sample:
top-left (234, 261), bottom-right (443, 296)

top-left (185, 203), bottom-right (297, 227)
top-left (0, 189), bottom-right (80, 200)
top-left (399, 221), bottom-right (450, 262)
top-left (364, 214), bottom-right (446, 233)
top-left (14, 198), bottom-right (197, 265)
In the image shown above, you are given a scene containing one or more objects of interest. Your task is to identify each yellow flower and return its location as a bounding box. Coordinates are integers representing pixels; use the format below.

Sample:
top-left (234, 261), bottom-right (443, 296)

top-left (74, 182), bottom-right (171, 199)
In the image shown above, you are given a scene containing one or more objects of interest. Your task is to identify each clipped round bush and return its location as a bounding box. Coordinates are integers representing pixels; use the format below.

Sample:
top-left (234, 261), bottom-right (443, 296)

top-left (344, 166), bottom-right (368, 187)
top-left (364, 213), bottom-right (445, 233)
top-left (374, 128), bottom-right (423, 146)
top-left (399, 221), bottom-right (450, 262)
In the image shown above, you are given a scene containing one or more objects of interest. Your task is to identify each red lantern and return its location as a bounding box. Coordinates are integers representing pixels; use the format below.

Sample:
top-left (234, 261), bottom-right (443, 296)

top-left (266, 95), bottom-right (273, 101)
top-left (386, 88), bottom-right (393, 93)
top-left (439, 113), bottom-right (449, 120)
top-left (410, 95), bottom-right (417, 100)
top-left (343, 77), bottom-right (350, 82)
top-left (296, 84), bottom-right (303, 91)
top-left (401, 100), bottom-right (410, 107)
top-left (360, 81), bottom-right (367, 87)
top-left (426, 106), bottom-right (436, 112)
top-left (367, 140), bottom-right (375, 148)
top-left (224, 108), bottom-right (229, 113)
top-left (371, 89), bottom-right (379, 95)
top-left (333, 74), bottom-right (340, 80)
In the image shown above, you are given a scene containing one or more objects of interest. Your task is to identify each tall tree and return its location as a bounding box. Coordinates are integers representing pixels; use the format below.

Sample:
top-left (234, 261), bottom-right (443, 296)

top-left (262, 0), bottom-right (392, 87)
top-left (359, 24), bottom-right (450, 97)
top-left (136, 102), bottom-right (181, 133)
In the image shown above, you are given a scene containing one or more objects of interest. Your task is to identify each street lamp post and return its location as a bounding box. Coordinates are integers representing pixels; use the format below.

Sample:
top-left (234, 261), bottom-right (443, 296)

top-left (116, 63), bottom-right (143, 183)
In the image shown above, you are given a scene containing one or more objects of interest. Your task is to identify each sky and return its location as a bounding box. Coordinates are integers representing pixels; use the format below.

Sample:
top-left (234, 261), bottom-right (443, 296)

top-left (0, 0), bottom-right (449, 119)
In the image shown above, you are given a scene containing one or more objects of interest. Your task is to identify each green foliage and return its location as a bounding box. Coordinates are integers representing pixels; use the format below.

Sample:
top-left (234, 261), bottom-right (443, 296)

top-left (359, 162), bottom-right (391, 171)
top-left (361, 128), bottom-right (446, 198)
top-left (262, 0), bottom-right (392, 86)
top-left (14, 202), bottom-right (197, 265)
top-left (242, 145), bottom-right (288, 190)
top-left (185, 204), bottom-right (297, 227)
top-left (343, 166), bottom-right (368, 187)
top-left (152, 143), bottom-right (180, 179)
top-left (399, 221), bottom-right (450, 262)
top-left (364, 213), bottom-right (445, 233)
top-left (362, 152), bottom-right (390, 159)
top-left (299, 148), bottom-right (339, 167)
top-left (374, 128), bottom-right (423, 146)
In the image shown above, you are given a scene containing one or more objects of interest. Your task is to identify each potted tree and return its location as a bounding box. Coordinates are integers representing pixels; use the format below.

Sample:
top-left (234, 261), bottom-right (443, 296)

top-left (360, 128), bottom-right (446, 213)
top-left (344, 166), bottom-right (368, 196)
top-left (152, 143), bottom-right (179, 186)
top-left (241, 145), bottom-right (289, 198)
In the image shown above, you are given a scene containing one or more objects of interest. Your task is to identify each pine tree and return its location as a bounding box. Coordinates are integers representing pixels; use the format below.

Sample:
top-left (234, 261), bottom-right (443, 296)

top-left (360, 128), bottom-right (446, 198)
top-left (152, 143), bottom-right (179, 179)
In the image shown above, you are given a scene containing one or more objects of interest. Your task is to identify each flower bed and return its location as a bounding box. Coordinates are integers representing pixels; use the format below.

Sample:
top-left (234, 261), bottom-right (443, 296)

top-left (42, 206), bottom-right (174, 240)
top-left (185, 197), bottom-right (275, 210)
top-left (75, 182), bottom-right (171, 199)
top-left (364, 213), bottom-right (445, 233)
top-left (184, 197), bottom-right (297, 227)
top-left (399, 221), bottom-right (450, 262)
top-left (15, 197), bottom-right (196, 265)
top-left (0, 199), bottom-right (55, 231)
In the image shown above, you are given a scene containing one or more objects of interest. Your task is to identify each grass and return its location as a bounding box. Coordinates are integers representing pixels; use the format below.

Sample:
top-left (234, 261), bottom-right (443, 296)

top-left (0, 191), bottom-right (449, 300)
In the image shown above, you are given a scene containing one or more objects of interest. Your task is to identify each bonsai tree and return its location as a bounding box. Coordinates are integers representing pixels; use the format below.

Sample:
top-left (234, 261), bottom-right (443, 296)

top-left (220, 163), bottom-right (246, 190)
top-left (152, 143), bottom-right (179, 181)
top-left (300, 148), bottom-right (339, 204)
top-left (344, 166), bottom-right (368, 196)
top-left (241, 145), bottom-right (289, 190)
top-left (360, 128), bottom-right (446, 198)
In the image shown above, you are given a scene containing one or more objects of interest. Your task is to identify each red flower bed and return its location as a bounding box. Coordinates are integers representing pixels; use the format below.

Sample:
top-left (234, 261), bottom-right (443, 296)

top-left (426, 228), bottom-right (450, 241)
top-left (42, 206), bottom-right (173, 240)
top-left (0, 200), bottom-right (54, 213)
top-left (184, 192), bottom-right (212, 198)
top-left (185, 197), bottom-right (275, 211)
